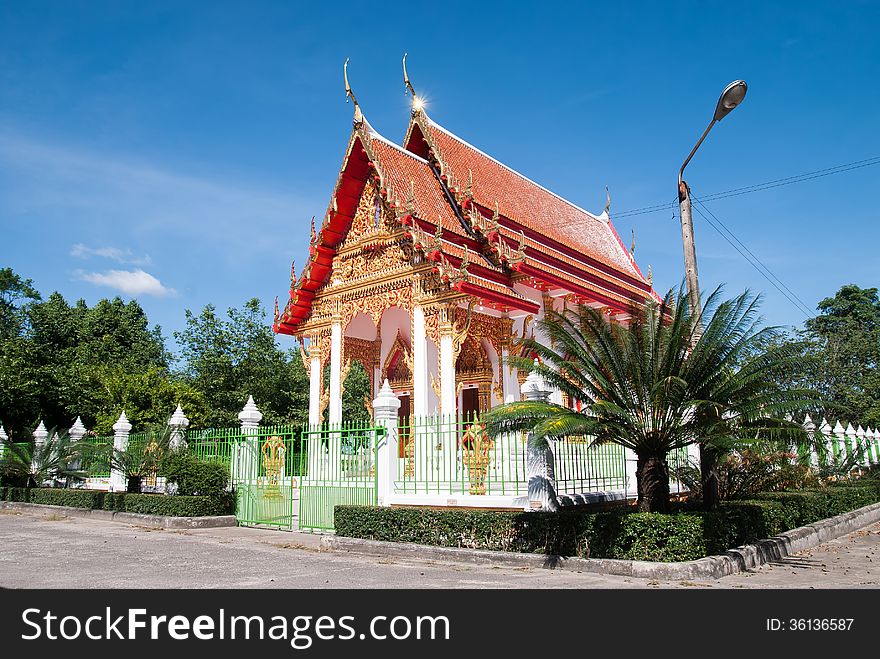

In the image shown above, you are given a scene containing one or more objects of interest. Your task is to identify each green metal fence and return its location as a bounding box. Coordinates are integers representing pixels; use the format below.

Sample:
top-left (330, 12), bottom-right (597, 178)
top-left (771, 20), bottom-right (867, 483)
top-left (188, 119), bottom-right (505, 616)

top-left (298, 420), bottom-right (383, 532)
top-left (80, 435), bottom-right (113, 478)
top-left (231, 424), bottom-right (301, 530)
top-left (553, 438), bottom-right (628, 494)
top-left (395, 414), bottom-right (525, 496)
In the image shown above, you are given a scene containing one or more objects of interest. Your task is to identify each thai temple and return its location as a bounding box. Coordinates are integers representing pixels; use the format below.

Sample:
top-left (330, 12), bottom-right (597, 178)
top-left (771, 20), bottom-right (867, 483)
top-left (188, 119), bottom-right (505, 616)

top-left (273, 59), bottom-right (659, 430)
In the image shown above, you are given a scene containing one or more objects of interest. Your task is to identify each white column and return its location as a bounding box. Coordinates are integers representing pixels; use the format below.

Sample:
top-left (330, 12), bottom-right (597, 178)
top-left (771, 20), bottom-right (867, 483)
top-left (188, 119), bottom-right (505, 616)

top-left (68, 417), bottom-right (86, 480)
top-left (168, 404), bottom-right (189, 450)
top-left (439, 333), bottom-right (456, 417)
top-left (110, 412), bottom-right (131, 492)
top-left (412, 304), bottom-right (428, 419)
top-left (235, 396), bottom-right (263, 485)
top-left (0, 424), bottom-right (7, 462)
top-left (804, 414), bottom-right (819, 470)
top-left (372, 379), bottom-right (401, 506)
top-left (521, 366), bottom-right (558, 511)
top-left (856, 425), bottom-right (867, 466)
top-left (33, 420), bottom-right (48, 450)
top-left (833, 421), bottom-right (846, 466)
top-left (819, 418), bottom-right (833, 468)
top-left (69, 417), bottom-right (86, 443)
top-left (501, 346), bottom-right (516, 403)
top-left (845, 423), bottom-right (858, 466)
top-left (308, 347), bottom-right (322, 428)
top-left (329, 320), bottom-right (343, 424)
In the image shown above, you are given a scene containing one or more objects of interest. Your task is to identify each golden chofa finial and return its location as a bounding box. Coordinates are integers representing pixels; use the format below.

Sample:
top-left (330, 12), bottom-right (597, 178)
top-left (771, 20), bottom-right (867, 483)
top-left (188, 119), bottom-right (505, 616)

top-left (343, 58), bottom-right (363, 122)
top-left (402, 53), bottom-right (424, 112)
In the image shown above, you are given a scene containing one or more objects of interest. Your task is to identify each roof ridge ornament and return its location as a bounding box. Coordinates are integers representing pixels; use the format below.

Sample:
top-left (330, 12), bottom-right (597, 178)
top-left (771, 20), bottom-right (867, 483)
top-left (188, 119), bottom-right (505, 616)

top-left (402, 53), bottom-right (423, 113)
top-left (344, 58), bottom-right (363, 123)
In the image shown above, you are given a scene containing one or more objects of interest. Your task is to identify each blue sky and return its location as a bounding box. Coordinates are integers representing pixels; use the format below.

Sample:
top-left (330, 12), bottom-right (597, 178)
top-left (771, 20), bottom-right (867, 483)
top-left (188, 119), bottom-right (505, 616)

top-left (1, 1), bottom-right (878, 353)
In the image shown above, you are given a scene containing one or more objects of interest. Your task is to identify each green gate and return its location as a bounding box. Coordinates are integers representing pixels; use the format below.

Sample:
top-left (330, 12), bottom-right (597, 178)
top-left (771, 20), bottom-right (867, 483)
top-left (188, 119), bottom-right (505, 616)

top-left (231, 425), bottom-right (303, 530)
top-left (297, 421), bottom-right (384, 532)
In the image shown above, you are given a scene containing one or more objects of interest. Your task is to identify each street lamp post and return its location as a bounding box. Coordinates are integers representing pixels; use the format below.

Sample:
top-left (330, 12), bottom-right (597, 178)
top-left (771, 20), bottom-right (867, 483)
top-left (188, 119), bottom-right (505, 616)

top-left (677, 80), bottom-right (747, 512)
top-left (678, 80), bottom-right (748, 320)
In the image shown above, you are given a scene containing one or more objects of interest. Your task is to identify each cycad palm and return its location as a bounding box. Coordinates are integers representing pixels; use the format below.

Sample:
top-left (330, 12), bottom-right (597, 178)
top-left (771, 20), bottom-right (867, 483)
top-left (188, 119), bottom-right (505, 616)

top-left (483, 288), bottom-right (816, 512)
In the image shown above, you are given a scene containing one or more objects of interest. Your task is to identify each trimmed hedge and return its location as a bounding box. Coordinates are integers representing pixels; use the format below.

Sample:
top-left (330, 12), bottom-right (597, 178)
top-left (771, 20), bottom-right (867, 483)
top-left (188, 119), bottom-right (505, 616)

top-left (28, 488), bottom-right (106, 509)
top-left (335, 481), bottom-right (880, 562)
top-left (0, 487), bottom-right (232, 516)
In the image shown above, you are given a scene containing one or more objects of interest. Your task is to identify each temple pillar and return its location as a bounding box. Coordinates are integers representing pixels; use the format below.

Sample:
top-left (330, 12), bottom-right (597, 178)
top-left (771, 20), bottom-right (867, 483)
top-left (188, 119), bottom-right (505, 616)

top-left (412, 304), bottom-right (428, 419)
top-left (329, 317), bottom-right (343, 424)
top-left (501, 318), bottom-right (516, 403)
top-left (439, 306), bottom-right (456, 418)
top-left (308, 337), bottom-right (322, 428)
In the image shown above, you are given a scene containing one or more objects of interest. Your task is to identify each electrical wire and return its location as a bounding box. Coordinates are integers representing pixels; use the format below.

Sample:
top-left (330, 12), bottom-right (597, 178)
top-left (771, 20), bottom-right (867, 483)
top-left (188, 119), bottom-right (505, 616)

top-left (608, 155), bottom-right (880, 220)
top-left (690, 202), bottom-right (813, 319)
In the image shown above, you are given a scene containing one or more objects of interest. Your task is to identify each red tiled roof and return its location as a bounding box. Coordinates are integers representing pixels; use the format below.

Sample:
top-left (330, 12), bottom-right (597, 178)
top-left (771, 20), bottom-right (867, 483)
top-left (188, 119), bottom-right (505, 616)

top-left (366, 132), bottom-right (465, 239)
top-left (417, 115), bottom-right (646, 283)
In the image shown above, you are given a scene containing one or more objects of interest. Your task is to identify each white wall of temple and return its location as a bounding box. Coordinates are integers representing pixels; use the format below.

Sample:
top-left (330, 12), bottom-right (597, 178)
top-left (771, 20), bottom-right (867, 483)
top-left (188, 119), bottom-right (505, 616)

top-left (345, 312), bottom-right (377, 341)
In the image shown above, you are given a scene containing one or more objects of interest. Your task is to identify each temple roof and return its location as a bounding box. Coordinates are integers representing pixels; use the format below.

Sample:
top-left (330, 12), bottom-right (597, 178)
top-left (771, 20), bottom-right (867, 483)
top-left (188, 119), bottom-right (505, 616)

top-left (404, 111), bottom-right (655, 296)
top-left (275, 100), bottom-right (659, 336)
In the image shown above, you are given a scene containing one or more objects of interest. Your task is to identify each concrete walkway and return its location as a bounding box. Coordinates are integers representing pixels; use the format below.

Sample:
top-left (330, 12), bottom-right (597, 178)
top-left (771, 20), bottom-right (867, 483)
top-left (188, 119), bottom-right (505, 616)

top-left (1, 509), bottom-right (878, 588)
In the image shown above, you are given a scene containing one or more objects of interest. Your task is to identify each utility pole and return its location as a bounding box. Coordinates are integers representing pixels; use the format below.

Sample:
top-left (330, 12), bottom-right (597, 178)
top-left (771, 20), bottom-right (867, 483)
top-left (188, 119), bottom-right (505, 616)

top-left (678, 179), bottom-right (702, 321)
top-left (677, 80), bottom-right (748, 325)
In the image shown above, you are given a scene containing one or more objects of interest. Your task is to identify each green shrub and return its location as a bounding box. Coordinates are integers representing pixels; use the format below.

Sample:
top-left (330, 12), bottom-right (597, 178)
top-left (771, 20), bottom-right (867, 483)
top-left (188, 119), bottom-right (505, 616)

top-left (589, 511), bottom-right (707, 562)
top-left (102, 492), bottom-right (126, 511)
top-left (702, 500), bottom-right (792, 554)
top-left (159, 450), bottom-right (229, 498)
top-left (121, 492), bottom-right (231, 517)
top-left (4, 486), bottom-right (31, 502)
top-left (336, 480), bottom-right (880, 562)
top-left (28, 488), bottom-right (104, 509)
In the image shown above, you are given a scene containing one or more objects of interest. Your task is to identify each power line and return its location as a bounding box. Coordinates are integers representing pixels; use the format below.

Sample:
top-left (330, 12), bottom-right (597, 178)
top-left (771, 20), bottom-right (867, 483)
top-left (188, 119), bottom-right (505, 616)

top-left (608, 155), bottom-right (880, 220)
top-left (690, 201), bottom-right (813, 319)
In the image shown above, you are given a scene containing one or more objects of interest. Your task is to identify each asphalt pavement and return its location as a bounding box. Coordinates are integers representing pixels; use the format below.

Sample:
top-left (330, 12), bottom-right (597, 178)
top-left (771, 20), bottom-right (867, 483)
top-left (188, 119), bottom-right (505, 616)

top-left (1, 509), bottom-right (878, 589)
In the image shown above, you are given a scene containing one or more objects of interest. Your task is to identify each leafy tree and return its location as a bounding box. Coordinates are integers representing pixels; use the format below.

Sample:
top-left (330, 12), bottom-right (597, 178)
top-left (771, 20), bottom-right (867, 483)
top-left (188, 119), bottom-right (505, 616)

top-left (801, 284), bottom-right (880, 426)
top-left (321, 360), bottom-right (372, 424)
top-left (12, 293), bottom-right (169, 433)
top-left (91, 367), bottom-right (208, 434)
top-left (0, 267), bottom-right (40, 339)
top-left (174, 299), bottom-right (309, 427)
top-left (483, 288), bottom-right (817, 513)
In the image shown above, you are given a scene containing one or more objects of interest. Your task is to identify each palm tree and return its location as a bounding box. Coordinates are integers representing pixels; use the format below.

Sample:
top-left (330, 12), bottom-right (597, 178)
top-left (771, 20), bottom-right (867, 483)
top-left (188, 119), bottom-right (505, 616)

top-left (0, 428), bottom-right (86, 488)
top-left (108, 427), bottom-right (172, 493)
top-left (483, 288), bottom-right (817, 512)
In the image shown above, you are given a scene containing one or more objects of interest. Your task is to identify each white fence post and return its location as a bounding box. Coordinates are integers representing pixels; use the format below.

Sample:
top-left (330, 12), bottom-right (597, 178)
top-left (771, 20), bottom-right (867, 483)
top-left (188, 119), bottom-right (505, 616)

top-left (372, 379), bottom-right (400, 507)
top-left (31, 421), bottom-right (48, 485)
top-left (845, 423), bottom-right (857, 469)
top-left (803, 414), bottom-right (819, 470)
top-left (833, 421), bottom-right (846, 467)
top-left (68, 417), bottom-right (86, 482)
top-left (110, 411), bottom-right (131, 492)
top-left (872, 428), bottom-right (880, 465)
top-left (521, 367), bottom-right (558, 511)
top-left (856, 425), bottom-right (867, 467)
top-left (235, 396), bottom-right (263, 485)
top-left (168, 404), bottom-right (190, 450)
top-left (0, 424), bottom-right (7, 462)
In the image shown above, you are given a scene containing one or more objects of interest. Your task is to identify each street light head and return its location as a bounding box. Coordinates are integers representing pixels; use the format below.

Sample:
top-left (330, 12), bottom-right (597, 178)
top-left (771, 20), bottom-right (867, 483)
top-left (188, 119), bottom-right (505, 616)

top-left (713, 80), bottom-right (748, 121)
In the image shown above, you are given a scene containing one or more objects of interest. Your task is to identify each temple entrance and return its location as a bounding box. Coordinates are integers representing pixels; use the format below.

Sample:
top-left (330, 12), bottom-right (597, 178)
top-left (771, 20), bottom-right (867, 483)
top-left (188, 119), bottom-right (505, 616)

top-left (462, 387), bottom-right (480, 421)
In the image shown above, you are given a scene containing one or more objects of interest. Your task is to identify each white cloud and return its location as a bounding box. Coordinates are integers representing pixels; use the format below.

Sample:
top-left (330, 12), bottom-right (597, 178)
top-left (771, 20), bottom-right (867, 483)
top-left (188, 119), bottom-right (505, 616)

top-left (70, 243), bottom-right (152, 266)
top-left (0, 131), bottom-right (316, 261)
top-left (77, 269), bottom-right (176, 297)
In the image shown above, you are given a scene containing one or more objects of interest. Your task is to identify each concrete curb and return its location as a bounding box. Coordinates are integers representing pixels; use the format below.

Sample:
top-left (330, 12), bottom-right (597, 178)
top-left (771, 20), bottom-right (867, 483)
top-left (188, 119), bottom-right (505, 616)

top-left (0, 501), bottom-right (237, 529)
top-left (320, 501), bottom-right (880, 581)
